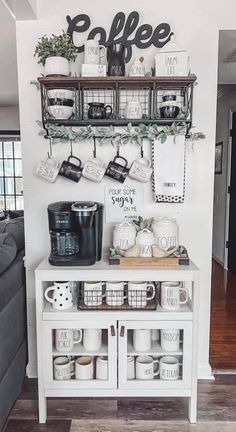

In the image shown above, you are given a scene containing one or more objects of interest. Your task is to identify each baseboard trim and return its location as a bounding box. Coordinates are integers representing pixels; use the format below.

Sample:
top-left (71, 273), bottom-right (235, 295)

top-left (212, 256), bottom-right (224, 267)
top-left (26, 363), bottom-right (37, 378)
top-left (198, 363), bottom-right (214, 380)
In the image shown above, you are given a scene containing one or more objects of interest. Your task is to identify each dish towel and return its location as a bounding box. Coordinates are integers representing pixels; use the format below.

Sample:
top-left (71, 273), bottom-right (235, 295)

top-left (152, 135), bottom-right (186, 203)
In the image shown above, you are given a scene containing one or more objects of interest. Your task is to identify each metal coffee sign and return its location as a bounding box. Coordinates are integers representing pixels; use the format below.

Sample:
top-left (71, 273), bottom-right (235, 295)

top-left (66, 11), bottom-right (174, 62)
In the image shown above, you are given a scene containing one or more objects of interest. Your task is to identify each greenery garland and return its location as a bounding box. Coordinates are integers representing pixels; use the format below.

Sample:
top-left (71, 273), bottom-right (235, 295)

top-left (37, 121), bottom-right (205, 145)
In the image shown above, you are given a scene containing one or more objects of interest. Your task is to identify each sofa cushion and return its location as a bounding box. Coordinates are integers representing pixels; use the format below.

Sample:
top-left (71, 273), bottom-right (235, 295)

top-left (0, 217), bottom-right (24, 251)
top-left (0, 233), bottom-right (17, 274)
top-left (0, 252), bottom-right (25, 313)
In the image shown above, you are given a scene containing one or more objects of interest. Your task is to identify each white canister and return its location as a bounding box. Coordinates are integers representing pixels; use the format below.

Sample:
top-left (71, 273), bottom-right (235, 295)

top-left (152, 217), bottom-right (179, 251)
top-left (136, 228), bottom-right (155, 257)
top-left (113, 221), bottom-right (137, 251)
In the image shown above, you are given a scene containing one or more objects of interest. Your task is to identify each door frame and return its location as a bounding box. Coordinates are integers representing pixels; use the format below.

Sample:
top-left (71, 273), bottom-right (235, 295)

top-left (224, 108), bottom-right (236, 270)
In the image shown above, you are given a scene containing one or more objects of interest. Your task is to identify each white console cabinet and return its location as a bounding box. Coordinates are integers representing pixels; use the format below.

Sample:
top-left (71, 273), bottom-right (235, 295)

top-left (35, 258), bottom-right (200, 424)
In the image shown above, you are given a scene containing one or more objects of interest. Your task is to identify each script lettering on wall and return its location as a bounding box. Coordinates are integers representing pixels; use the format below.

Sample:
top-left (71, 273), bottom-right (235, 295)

top-left (66, 11), bottom-right (174, 62)
top-left (105, 186), bottom-right (144, 223)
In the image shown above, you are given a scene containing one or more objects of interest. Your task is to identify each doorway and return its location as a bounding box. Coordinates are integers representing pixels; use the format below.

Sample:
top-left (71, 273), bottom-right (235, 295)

top-left (211, 30), bottom-right (236, 370)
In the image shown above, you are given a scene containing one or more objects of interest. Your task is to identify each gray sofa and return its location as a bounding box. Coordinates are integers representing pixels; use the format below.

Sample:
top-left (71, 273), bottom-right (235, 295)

top-left (0, 217), bottom-right (27, 432)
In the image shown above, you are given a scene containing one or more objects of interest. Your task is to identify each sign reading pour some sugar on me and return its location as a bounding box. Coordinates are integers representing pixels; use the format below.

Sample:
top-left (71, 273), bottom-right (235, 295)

top-left (105, 186), bottom-right (144, 223)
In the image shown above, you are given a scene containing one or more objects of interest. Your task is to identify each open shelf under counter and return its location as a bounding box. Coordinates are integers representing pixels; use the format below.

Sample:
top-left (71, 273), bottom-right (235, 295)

top-left (127, 339), bottom-right (183, 357)
top-left (43, 302), bottom-right (193, 321)
top-left (36, 256), bottom-right (199, 282)
top-left (52, 342), bottom-right (108, 357)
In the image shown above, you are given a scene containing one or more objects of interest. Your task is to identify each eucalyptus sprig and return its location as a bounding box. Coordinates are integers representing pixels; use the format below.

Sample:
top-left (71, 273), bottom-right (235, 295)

top-left (37, 121), bottom-right (205, 145)
top-left (34, 30), bottom-right (77, 66)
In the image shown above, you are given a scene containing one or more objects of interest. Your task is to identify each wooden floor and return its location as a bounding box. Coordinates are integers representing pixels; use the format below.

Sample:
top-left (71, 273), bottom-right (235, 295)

top-left (210, 260), bottom-right (236, 368)
top-left (4, 375), bottom-right (236, 431)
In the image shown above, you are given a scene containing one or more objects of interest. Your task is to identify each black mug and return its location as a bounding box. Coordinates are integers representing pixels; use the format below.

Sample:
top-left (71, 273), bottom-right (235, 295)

top-left (105, 155), bottom-right (129, 183)
top-left (59, 156), bottom-right (82, 183)
top-left (88, 102), bottom-right (113, 120)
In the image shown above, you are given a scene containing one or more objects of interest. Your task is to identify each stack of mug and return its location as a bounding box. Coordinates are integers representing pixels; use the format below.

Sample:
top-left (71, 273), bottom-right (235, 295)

top-left (127, 326), bottom-right (182, 381)
top-left (127, 355), bottom-right (181, 381)
top-left (53, 355), bottom-right (108, 381)
top-left (81, 280), bottom-right (157, 309)
top-left (53, 328), bottom-right (108, 381)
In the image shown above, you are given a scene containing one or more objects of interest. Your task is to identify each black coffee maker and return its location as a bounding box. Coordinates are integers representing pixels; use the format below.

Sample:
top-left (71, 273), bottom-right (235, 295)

top-left (48, 201), bottom-right (103, 266)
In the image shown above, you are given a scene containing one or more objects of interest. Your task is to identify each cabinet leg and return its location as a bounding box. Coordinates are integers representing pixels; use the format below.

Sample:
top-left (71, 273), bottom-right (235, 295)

top-left (38, 393), bottom-right (47, 423)
top-left (188, 396), bottom-right (197, 423)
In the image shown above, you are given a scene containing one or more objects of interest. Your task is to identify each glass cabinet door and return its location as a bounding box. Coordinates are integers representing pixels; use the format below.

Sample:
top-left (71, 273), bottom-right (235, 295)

top-left (43, 320), bottom-right (117, 389)
top-left (118, 320), bottom-right (192, 390)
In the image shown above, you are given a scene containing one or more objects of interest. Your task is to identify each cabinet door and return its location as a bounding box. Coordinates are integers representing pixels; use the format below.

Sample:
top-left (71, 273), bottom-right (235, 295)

top-left (118, 320), bottom-right (192, 390)
top-left (43, 320), bottom-right (117, 390)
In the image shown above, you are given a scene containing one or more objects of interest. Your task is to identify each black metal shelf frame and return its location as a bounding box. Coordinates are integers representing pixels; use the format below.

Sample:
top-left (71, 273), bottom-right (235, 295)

top-left (39, 76), bottom-right (196, 133)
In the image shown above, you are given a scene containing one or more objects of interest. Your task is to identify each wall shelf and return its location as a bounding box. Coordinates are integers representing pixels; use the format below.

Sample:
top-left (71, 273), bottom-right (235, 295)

top-left (38, 75), bottom-right (197, 129)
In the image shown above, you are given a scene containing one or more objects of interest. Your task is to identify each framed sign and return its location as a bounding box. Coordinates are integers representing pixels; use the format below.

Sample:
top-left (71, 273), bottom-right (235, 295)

top-left (105, 186), bottom-right (144, 223)
top-left (215, 142), bottom-right (223, 174)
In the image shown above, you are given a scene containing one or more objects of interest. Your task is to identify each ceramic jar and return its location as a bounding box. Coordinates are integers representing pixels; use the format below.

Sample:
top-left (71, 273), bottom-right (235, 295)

top-left (136, 228), bottom-right (155, 257)
top-left (113, 221), bottom-right (137, 251)
top-left (152, 217), bottom-right (179, 250)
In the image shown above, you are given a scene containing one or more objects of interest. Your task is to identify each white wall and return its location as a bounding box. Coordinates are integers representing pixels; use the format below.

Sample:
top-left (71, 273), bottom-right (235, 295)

top-left (0, 106), bottom-right (19, 130)
top-left (16, 0), bottom-right (236, 379)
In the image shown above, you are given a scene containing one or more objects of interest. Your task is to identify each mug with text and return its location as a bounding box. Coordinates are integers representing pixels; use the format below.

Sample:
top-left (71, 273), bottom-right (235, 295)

top-left (55, 329), bottom-right (82, 352)
top-left (161, 282), bottom-right (189, 310)
top-left (53, 356), bottom-right (75, 380)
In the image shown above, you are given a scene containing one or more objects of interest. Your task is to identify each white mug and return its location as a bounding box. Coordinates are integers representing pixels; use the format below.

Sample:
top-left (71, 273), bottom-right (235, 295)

top-left (161, 329), bottom-right (180, 352)
top-left (55, 329), bottom-right (82, 352)
top-left (128, 281), bottom-right (156, 308)
top-left (83, 281), bottom-right (105, 307)
top-left (84, 39), bottom-right (106, 65)
top-left (127, 356), bottom-right (135, 380)
top-left (75, 356), bottom-right (94, 380)
top-left (96, 356), bottom-right (108, 380)
top-left (44, 281), bottom-right (74, 310)
top-left (82, 157), bottom-right (106, 183)
top-left (136, 355), bottom-right (159, 380)
top-left (133, 329), bottom-right (151, 352)
top-left (129, 157), bottom-right (153, 183)
top-left (126, 101), bottom-right (143, 119)
top-left (36, 156), bottom-right (60, 183)
top-left (161, 282), bottom-right (189, 310)
top-left (106, 281), bottom-right (126, 307)
top-left (83, 328), bottom-right (102, 351)
top-left (159, 356), bottom-right (180, 380)
top-left (53, 356), bottom-right (75, 380)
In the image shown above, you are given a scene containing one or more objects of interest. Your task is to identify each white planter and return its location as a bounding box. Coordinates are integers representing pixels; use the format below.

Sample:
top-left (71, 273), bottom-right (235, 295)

top-left (45, 56), bottom-right (70, 77)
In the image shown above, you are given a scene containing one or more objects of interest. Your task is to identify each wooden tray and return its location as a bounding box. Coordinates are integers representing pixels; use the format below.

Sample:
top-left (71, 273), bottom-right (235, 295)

top-left (109, 255), bottom-right (189, 266)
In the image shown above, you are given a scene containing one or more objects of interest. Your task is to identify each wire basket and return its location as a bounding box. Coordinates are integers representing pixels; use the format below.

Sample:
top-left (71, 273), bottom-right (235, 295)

top-left (77, 283), bottom-right (159, 311)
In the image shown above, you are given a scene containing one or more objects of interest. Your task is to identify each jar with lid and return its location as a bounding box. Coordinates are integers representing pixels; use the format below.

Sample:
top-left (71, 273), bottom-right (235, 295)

top-left (152, 217), bottom-right (179, 250)
top-left (113, 221), bottom-right (137, 251)
top-left (136, 228), bottom-right (155, 257)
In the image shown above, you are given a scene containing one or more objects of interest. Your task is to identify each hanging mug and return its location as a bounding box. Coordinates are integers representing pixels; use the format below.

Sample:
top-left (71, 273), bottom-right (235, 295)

top-left (82, 156), bottom-right (106, 182)
top-left (129, 156), bottom-right (153, 183)
top-left (35, 156), bottom-right (60, 183)
top-left (105, 155), bottom-right (129, 183)
top-left (59, 156), bottom-right (82, 183)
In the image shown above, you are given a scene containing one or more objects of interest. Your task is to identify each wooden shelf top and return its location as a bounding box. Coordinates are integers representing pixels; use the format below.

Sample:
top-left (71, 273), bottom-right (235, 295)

top-left (38, 74), bottom-right (197, 86)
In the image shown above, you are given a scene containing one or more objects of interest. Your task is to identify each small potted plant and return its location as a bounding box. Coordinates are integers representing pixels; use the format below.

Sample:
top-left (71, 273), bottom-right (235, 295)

top-left (34, 30), bottom-right (77, 76)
